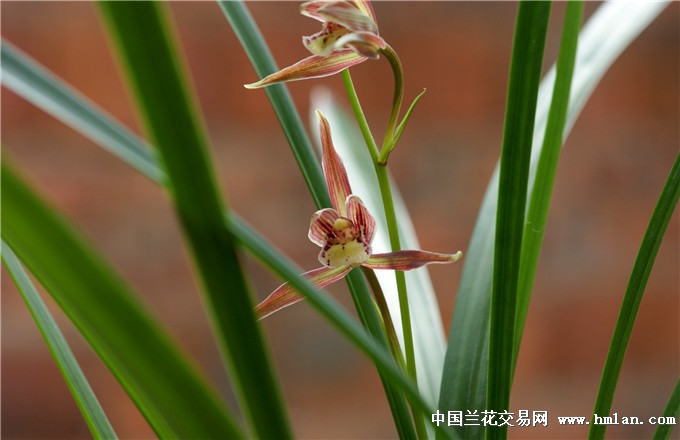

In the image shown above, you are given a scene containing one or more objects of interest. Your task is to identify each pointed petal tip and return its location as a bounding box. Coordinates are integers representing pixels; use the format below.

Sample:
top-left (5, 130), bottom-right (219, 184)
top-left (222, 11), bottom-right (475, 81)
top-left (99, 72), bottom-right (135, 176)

top-left (255, 283), bottom-right (304, 320)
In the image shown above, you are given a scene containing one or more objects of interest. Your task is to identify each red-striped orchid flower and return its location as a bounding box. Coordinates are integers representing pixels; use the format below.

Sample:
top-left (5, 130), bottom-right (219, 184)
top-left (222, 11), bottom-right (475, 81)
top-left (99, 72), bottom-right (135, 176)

top-left (245, 0), bottom-right (386, 89)
top-left (256, 111), bottom-right (461, 319)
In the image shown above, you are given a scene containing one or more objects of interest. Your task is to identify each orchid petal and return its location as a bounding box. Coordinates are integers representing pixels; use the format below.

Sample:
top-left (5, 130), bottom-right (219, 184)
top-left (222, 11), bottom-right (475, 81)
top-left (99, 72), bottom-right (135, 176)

top-left (255, 265), bottom-right (353, 319)
top-left (352, 0), bottom-right (378, 23)
top-left (346, 195), bottom-right (376, 244)
top-left (300, 1), bottom-right (328, 22)
top-left (308, 208), bottom-right (340, 246)
top-left (318, 1), bottom-right (379, 34)
top-left (335, 32), bottom-right (386, 59)
top-left (317, 110), bottom-right (353, 215)
top-left (364, 250), bottom-right (462, 271)
top-left (244, 49), bottom-right (366, 89)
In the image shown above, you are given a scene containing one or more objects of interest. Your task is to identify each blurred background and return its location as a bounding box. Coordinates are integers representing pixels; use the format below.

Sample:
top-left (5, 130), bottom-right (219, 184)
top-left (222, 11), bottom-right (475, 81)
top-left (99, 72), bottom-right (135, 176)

top-left (2, 2), bottom-right (678, 439)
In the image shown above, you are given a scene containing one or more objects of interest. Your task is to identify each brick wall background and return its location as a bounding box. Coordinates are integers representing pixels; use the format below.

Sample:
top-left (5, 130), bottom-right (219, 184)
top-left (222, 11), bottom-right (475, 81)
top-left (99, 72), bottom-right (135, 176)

top-left (3, 2), bottom-right (678, 438)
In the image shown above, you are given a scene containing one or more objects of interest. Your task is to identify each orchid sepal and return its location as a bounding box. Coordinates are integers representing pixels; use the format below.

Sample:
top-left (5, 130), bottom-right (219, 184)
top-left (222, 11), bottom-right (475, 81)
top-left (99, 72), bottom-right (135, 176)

top-left (256, 265), bottom-right (353, 319)
top-left (244, 50), bottom-right (366, 89)
top-left (317, 110), bottom-right (353, 215)
top-left (364, 250), bottom-right (463, 271)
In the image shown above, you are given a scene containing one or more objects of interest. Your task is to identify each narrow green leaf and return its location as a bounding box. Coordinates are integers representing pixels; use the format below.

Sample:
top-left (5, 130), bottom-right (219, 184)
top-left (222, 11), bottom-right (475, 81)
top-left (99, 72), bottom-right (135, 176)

top-left (488, 4), bottom-right (551, 440)
top-left (589, 152), bottom-right (680, 439)
top-left (1, 41), bottom-right (162, 183)
top-left (97, 2), bottom-right (291, 438)
top-left (1, 161), bottom-right (242, 439)
top-left (1, 37), bottom-right (161, 180)
top-left (2, 242), bottom-right (118, 440)
top-left (653, 378), bottom-right (680, 440)
top-left (515, 0), bottom-right (584, 366)
top-left (438, 4), bottom-right (669, 439)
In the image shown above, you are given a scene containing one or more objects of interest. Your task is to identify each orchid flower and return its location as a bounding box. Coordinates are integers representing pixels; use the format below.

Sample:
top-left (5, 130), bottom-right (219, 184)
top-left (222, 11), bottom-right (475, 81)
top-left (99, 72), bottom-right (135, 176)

top-left (245, 0), bottom-right (387, 89)
top-left (256, 111), bottom-right (462, 319)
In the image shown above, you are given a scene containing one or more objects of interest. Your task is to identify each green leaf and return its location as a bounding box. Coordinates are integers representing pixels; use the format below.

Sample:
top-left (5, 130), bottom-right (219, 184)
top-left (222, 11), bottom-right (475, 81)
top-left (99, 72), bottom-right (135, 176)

top-left (439, 2), bottom-right (669, 440)
top-left (1, 161), bottom-right (241, 439)
top-left (487, 4), bottom-right (551, 440)
top-left (97, 2), bottom-right (291, 438)
top-left (1, 41), bottom-right (162, 183)
top-left (589, 153), bottom-right (680, 439)
top-left (515, 0), bottom-right (583, 367)
top-left (653, 378), bottom-right (680, 440)
top-left (2, 242), bottom-right (118, 440)
top-left (1, 38), bottom-right (161, 180)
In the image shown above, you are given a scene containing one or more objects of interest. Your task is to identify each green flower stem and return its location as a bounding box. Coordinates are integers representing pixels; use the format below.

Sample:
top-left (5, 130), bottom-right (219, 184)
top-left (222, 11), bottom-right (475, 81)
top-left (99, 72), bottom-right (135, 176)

top-left (361, 266), bottom-right (405, 369)
top-left (341, 69), bottom-right (379, 162)
top-left (341, 68), bottom-right (424, 438)
top-left (379, 44), bottom-right (404, 160)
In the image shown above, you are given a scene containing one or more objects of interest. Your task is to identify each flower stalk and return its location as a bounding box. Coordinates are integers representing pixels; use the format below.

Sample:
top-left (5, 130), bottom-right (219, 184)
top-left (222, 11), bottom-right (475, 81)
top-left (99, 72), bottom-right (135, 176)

top-left (341, 68), bottom-right (425, 435)
top-left (379, 45), bottom-right (404, 160)
top-left (360, 266), bottom-right (405, 369)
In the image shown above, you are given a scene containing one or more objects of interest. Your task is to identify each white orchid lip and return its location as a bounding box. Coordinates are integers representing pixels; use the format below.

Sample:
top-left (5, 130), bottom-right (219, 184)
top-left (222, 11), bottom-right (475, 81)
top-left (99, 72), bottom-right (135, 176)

top-left (321, 239), bottom-right (371, 268)
top-left (254, 110), bottom-right (462, 320)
